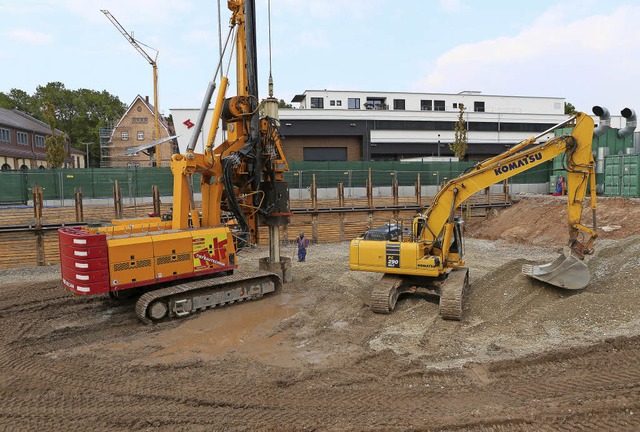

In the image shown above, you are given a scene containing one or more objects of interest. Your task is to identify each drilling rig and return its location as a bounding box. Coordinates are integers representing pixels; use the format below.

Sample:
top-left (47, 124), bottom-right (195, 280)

top-left (60, 0), bottom-right (291, 323)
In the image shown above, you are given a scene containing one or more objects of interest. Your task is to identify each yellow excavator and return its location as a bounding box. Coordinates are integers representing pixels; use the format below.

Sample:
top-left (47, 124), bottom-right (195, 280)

top-left (349, 112), bottom-right (597, 320)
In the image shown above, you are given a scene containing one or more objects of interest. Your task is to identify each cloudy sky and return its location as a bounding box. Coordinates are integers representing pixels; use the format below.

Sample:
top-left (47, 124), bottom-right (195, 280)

top-left (1, 0), bottom-right (638, 117)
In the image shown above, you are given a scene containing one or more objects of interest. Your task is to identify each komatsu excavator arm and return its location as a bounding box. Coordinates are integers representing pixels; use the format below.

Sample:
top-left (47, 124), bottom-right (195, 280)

top-left (423, 111), bottom-right (596, 263)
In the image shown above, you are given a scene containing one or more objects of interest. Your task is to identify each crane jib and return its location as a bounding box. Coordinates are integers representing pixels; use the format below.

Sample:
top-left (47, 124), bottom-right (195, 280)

top-left (493, 152), bottom-right (543, 176)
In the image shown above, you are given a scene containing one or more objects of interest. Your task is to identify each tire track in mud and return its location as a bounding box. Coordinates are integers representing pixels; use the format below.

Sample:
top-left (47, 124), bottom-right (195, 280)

top-left (3, 238), bottom-right (640, 431)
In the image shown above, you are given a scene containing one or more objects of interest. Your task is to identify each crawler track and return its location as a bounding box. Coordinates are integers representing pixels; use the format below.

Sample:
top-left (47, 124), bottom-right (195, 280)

top-left (135, 270), bottom-right (282, 323)
top-left (438, 266), bottom-right (469, 320)
top-left (370, 274), bottom-right (403, 313)
top-left (136, 271), bottom-right (282, 324)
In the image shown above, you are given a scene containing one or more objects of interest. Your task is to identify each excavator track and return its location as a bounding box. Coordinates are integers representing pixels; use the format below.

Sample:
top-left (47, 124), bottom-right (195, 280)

top-left (135, 270), bottom-right (282, 324)
top-left (438, 267), bottom-right (469, 320)
top-left (370, 274), bottom-right (404, 314)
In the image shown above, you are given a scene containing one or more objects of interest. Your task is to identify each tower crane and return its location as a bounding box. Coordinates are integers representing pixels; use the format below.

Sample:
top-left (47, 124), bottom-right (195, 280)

top-left (101, 10), bottom-right (162, 167)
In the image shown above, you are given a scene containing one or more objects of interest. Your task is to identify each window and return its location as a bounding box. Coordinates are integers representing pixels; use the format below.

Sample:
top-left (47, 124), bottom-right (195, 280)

top-left (17, 132), bottom-right (28, 145)
top-left (330, 100), bottom-right (335, 106)
top-left (0, 128), bottom-right (9, 143)
top-left (121, 131), bottom-right (129, 141)
top-left (474, 101), bottom-right (485, 112)
top-left (434, 100), bottom-right (445, 111)
top-left (35, 135), bottom-right (45, 148)
top-left (303, 147), bottom-right (347, 161)
top-left (132, 117), bottom-right (149, 124)
top-left (468, 122), bottom-right (498, 132)
top-left (336, 100), bottom-right (342, 106)
top-left (393, 99), bottom-right (405, 110)
top-left (420, 100), bottom-right (432, 111)
top-left (348, 98), bottom-right (360, 109)
top-left (453, 103), bottom-right (458, 109)
top-left (137, 131), bottom-right (144, 140)
top-left (500, 122), bottom-right (555, 132)
top-left (1, 163), bottom-right (10, 171)
top-left (365, 97), bottom-right (387, 110)
top-left (310, 97), bottom-right (324, 109)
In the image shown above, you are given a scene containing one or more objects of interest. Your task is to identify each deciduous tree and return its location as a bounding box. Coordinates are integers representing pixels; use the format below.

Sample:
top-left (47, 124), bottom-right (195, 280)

top-left (43, 102), bottom-right (68, 168)
top-left (0, 83), bottom-right (126, 167)
top-left (449, 103), bottom-right (468, 159)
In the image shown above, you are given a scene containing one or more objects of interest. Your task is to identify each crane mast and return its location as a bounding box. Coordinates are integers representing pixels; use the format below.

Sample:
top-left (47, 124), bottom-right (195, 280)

top-left (102, 10), bottom-right (162, 167)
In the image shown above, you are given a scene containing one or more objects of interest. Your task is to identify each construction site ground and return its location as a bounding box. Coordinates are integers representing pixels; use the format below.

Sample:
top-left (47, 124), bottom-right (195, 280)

top-left (2, 194), bottom-right (640, 431)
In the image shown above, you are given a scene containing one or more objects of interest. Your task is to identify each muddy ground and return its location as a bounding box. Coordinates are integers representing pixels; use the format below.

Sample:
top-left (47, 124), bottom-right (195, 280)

top-left (1, 195), bottom-right (640, 431)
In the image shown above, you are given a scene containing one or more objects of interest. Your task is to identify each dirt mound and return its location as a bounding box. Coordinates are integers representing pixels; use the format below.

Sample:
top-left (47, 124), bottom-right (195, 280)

top-left (467, 195), bottom-right (640, 245)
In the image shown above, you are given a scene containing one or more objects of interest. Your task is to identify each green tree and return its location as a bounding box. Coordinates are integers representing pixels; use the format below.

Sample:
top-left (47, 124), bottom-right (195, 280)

top-left (258, 98), bottom-right (293, 115)
top-left (449, 103), bottom-right (468, 159)
top-left (43, 102), bottom-right (68, 168)
top-left (564, 102), bottom-right (576, 114)
top-left (0, 83), bottom-right (126, 167)
top-left (0, 88), bottom-right (36, 113)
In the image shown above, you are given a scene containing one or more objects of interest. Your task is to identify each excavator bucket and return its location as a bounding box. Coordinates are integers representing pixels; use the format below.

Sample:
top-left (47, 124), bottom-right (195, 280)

top-left (521, 248), bottom-right (590, 290)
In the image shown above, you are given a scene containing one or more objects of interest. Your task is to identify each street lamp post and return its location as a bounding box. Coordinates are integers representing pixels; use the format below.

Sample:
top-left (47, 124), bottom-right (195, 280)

top-left (80, 142), bottom-right (93, 168)
top-left (437, 134), bottom-right (441, 157)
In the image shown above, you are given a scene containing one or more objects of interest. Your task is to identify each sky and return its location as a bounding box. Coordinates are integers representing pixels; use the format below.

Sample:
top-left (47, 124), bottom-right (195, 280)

top-left (1, 0), bottom-right (639, 118)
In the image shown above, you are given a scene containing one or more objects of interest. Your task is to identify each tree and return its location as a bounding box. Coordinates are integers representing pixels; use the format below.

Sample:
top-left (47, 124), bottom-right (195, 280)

top-left (449, 103), bottom-right (468, 159)
top-left (0, 83), bottom-right (126, 167)
top-left (43, 102), bottom-right (68, 168)
top-left (564, 102), bottom-right (576, 115)
top-left (0, 88), bottom-right (36, 113)
top-left (258, 98), bottom-right (293, 115)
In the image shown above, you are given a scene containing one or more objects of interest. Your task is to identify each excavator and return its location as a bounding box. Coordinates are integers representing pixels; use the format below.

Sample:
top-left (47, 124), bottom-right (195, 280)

top-left (350, 112), bottom-right (597, 320)
top-left (58, 0), bottom-right (291, 323)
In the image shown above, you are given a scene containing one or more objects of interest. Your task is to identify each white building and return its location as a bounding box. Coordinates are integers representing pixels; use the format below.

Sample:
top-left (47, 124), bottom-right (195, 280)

top-left (171, 90), bottom-right (631, 162)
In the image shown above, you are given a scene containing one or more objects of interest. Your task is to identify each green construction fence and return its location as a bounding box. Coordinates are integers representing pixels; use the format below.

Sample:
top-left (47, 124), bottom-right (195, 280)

top-left (0, 161), bottom-right (553, 205)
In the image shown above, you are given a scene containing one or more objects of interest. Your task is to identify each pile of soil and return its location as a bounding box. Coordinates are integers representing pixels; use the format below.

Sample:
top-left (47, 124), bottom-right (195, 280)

top-left (468, 194), bottom-right (640, 245)
top-left (1, 195), bottom-right (640, 430)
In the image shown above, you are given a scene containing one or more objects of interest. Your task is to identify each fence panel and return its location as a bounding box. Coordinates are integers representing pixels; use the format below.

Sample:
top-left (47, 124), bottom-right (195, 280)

top-left (0, 171), bottom-right (27, 204)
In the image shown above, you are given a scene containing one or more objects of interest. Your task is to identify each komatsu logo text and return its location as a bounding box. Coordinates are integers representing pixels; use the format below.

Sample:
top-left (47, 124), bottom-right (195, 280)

top-left (494, 152), bottom-right (543, 176)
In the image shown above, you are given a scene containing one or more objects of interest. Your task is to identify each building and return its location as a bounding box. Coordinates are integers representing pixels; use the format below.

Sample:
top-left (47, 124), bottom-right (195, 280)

top-left (103, 95), bottom-right (175, 168)
top-left (0, 107), bottom-right (75, 170)
top-left (170, 90), bottom-right (631, 162)
top-left (283, 90), bottom-right (570, 162)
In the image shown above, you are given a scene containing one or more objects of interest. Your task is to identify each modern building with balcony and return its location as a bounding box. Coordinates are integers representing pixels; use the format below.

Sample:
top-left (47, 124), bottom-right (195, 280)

top-left (283, 90), bottom-right (571, 162)
top-left (171, 89), bottom-right (632, 163)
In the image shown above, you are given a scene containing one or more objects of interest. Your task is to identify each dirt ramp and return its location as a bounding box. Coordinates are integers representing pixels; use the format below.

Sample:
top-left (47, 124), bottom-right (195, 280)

top-left (367, 236), bottom-right (640, 368)
top-left (467, 258), bottom-right (568, 322)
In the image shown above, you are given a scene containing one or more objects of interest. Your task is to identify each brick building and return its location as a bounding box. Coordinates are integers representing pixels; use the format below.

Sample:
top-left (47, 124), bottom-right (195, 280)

top-left (0, 108), bottom-right (74, 170)
top-left (105, 95), bottom-right (175, 167)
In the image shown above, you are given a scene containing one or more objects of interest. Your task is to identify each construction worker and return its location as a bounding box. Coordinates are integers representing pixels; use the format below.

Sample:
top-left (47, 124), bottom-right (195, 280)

top-left (296, 232), bottom-right (309, 262)
top-left (553, 175), bottom-right (565, 196)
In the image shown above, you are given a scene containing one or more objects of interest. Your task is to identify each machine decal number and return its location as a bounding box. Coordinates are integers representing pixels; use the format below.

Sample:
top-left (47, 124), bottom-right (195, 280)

top-left (385, 244), bottom-right (401, 268)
